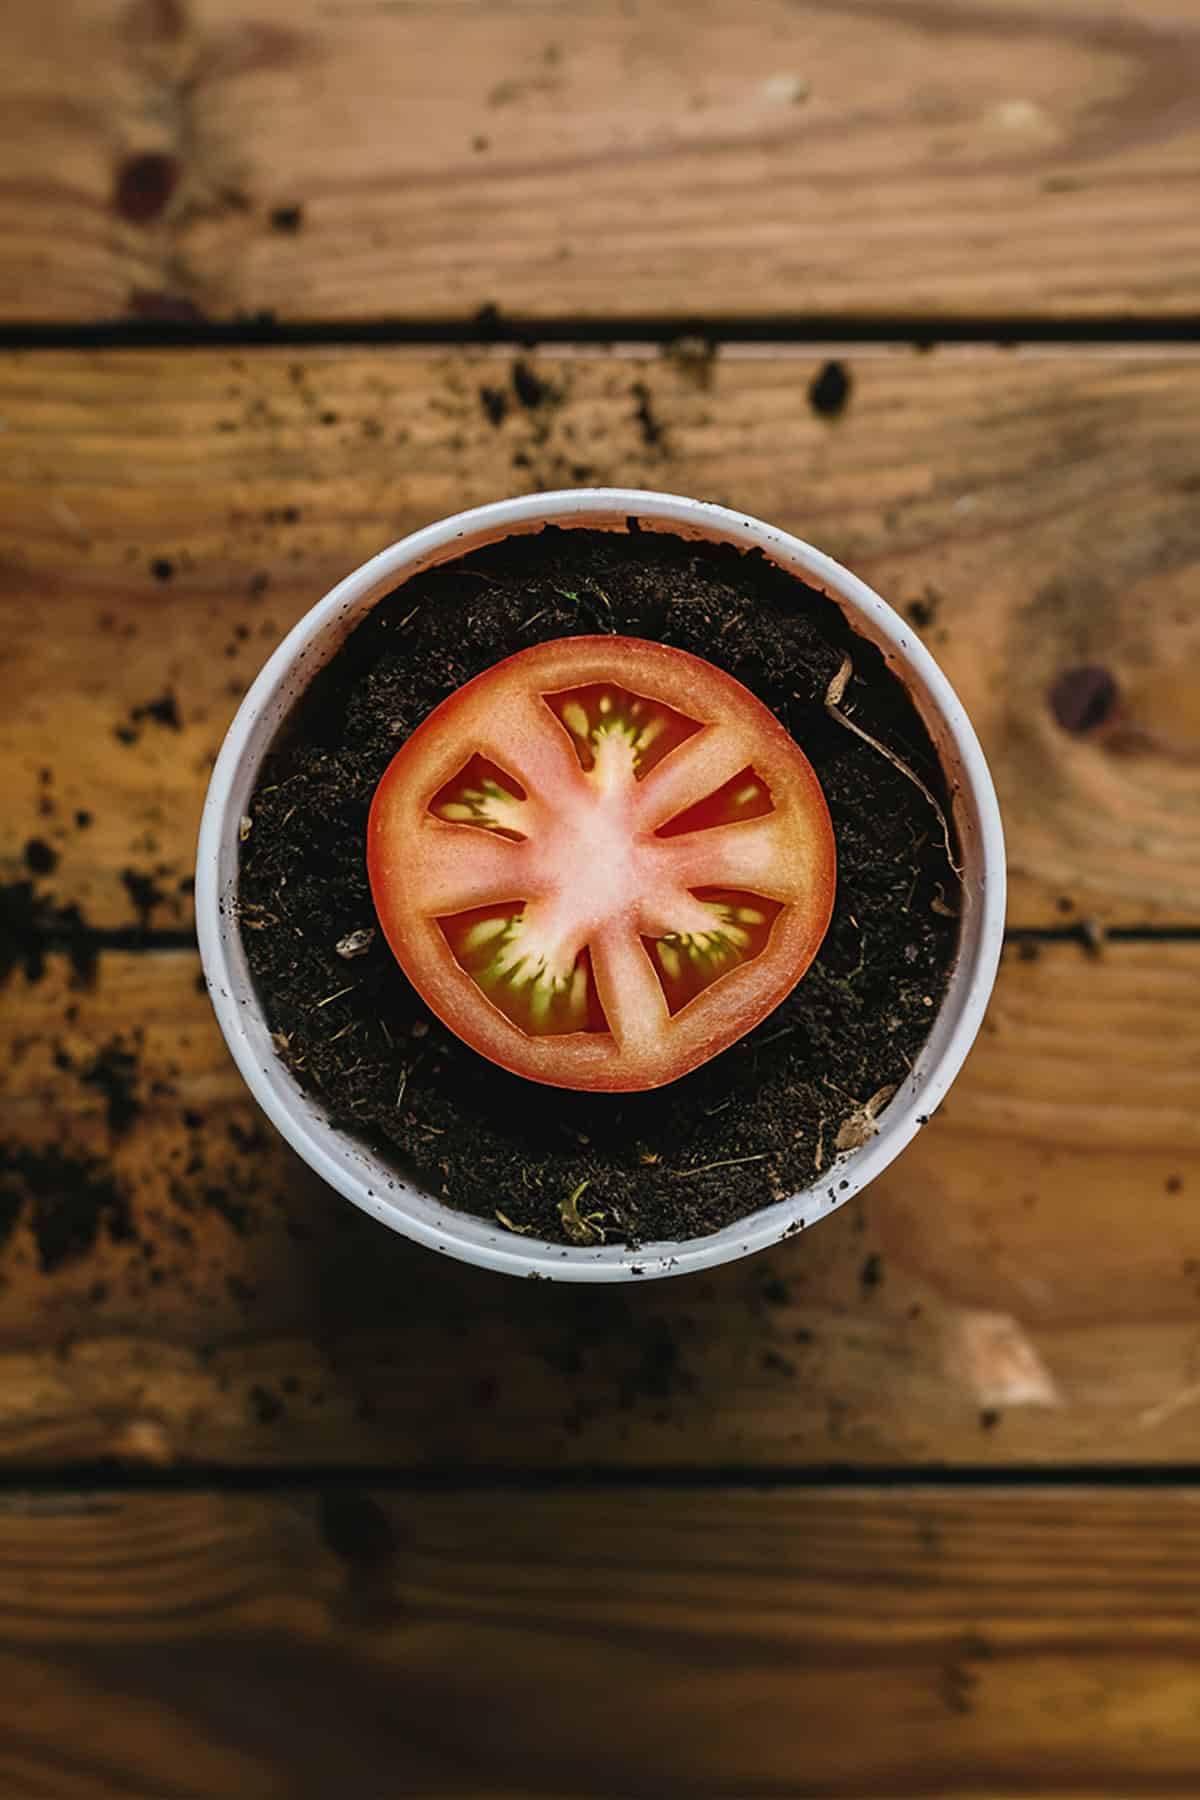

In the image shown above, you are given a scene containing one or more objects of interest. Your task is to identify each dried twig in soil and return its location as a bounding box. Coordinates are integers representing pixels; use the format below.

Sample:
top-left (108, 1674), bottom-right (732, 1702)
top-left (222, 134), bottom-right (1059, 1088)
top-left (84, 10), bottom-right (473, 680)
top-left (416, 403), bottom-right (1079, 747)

top-left (825, 655), bottom-right (963, 880)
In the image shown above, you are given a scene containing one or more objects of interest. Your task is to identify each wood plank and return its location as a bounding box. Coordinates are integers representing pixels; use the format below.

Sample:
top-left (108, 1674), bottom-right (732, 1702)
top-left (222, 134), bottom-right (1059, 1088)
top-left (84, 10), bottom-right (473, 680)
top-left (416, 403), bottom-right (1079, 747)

top-left (3, 347), bottom-right (1199, 930)
top-left (0, 1483), bottom-right (1199, 1799)
top-left (4, 0), bottom-right (1200, 324)
top-left (0, 938), bottom-right (1197, 1468)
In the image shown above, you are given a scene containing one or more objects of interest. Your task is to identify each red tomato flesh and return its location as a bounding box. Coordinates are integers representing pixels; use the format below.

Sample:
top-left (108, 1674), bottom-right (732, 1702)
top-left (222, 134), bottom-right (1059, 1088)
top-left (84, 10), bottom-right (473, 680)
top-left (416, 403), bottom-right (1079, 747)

top-left (368, 636), bottom-right (835, 1092)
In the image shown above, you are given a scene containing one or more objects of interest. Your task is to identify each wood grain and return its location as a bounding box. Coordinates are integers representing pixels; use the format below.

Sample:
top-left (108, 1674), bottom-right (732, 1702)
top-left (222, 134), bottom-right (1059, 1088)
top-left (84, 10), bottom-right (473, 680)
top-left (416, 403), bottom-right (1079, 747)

top-left (0, 937), bottom-right (1197, 1468)
top-left (1, 1483), bottom-right (1200, 1798)
top-left (4, 0), bottom-right (1200, 325)
top-left (3, 347), bottom-right (1199, 931)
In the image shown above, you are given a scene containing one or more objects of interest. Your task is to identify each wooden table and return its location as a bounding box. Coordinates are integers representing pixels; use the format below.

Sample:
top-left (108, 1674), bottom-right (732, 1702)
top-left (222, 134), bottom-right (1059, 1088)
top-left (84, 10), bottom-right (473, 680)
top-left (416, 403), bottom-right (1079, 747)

top-left (2, 3), bottom-right (1199, 1794)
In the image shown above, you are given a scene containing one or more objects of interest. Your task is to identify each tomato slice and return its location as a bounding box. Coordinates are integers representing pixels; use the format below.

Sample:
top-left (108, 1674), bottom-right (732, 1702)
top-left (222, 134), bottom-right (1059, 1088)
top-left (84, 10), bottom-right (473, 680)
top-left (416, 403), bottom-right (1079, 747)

top-left (368, 636), bottom-right (835, 1092)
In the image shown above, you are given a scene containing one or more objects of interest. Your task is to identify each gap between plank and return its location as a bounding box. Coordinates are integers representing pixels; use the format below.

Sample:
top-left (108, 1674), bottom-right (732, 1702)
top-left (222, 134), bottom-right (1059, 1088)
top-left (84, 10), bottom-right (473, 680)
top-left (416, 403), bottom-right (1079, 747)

top-left (0, 1462), bottom-right (1198, 1496)
top-left (1, 312), bottom-right (1199, 353)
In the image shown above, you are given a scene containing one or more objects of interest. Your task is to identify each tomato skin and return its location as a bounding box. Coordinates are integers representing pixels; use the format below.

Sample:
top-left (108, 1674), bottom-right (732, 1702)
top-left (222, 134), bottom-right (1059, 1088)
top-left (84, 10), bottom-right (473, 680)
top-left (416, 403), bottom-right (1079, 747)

top-left (368, 636), bottom-right (835, 1092)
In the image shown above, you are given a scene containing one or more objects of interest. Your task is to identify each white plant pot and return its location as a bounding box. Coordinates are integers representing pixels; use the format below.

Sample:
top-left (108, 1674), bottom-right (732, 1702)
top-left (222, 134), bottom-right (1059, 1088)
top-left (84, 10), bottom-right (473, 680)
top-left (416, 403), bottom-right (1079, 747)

top-left (196, 489), bottom-right (1005, 1282)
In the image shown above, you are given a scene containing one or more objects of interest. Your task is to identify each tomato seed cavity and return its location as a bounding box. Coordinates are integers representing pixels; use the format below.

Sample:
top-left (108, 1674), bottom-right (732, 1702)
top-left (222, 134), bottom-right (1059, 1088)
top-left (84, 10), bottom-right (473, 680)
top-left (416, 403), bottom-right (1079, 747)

top-left (655, 765), bottom-right (773, 836)
top-left (439, 904), bottom-right (609, 1035)
top-left (544, 682), bottom-right (700, 780)
top-left (644, 888), bottom-right (783, 1015)
top-left (430, 755), bottom-right (529, 841)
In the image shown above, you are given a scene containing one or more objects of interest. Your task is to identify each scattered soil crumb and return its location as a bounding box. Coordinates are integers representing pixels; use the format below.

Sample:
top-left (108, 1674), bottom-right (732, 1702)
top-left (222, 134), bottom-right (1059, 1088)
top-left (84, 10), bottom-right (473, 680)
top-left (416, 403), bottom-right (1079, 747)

top-left (116, 691), bottom-right (182, 745)
top-left (631, 379), bottom-right (669, 451)
top-left (24, 839), bottom-right (58, 876)
top-left (78, 1037), bottom-right (144, 1136)
top-left (0, 1143), bottom-right (135, 1273)
top-left (1, 882), bottom-right (96, 986)
top-left (859, 1252), bottom-right (884, 1291)
top-left (808, 360), bottom-right (851, 418)
top-left (479, 385), bottom-right (509, 428)
top-left (511, 358), bottom-right (557, 410)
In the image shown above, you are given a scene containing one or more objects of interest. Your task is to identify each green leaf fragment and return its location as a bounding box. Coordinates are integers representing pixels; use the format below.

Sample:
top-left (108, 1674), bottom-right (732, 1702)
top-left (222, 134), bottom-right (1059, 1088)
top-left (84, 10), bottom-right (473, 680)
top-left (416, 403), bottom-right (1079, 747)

top-left (495, 1210), bottom-right (535, 1235)
top-left (559, 1179), bottom-right (607, 1245)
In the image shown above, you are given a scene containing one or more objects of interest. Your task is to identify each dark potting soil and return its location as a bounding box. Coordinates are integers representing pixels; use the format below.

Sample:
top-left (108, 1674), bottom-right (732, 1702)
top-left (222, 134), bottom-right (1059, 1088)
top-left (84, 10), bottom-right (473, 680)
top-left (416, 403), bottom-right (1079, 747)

top-left (238, 525), bottom-right (959, 1247)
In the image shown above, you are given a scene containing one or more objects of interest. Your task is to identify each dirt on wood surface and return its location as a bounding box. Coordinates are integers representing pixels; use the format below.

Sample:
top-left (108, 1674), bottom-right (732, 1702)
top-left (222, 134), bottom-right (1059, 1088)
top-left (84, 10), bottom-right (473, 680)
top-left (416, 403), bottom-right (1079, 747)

top-left (239, 524), bottom-right (959, 1248)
